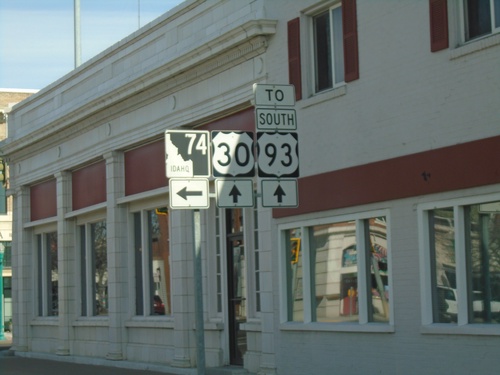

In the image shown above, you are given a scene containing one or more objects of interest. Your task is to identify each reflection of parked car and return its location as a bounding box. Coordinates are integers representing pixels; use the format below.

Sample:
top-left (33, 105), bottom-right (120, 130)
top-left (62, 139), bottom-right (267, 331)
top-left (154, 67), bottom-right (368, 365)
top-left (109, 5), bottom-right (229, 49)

top-left (437, 286), bottom-right (500, 322)
top-left (153, 295), bottom-right (165, 315)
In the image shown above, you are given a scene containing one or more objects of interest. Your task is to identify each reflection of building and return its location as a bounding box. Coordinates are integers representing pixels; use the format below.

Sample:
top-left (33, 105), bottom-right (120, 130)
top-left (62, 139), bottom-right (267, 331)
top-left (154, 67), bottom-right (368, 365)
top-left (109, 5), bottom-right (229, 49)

top-left (2, 1), bottom-right (500, 375)
top-left (0, 89), bottom-right (37, 331)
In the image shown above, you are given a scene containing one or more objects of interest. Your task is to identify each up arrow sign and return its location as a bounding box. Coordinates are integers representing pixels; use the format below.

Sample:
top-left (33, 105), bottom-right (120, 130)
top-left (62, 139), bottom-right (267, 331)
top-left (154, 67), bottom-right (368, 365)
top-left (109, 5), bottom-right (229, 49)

top-left (216, 179), bottom-right (254, 208)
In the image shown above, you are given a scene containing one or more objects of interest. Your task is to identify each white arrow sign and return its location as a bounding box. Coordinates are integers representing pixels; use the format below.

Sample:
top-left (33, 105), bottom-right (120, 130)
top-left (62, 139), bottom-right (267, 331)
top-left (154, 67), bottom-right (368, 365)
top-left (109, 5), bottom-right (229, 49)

top-left (261, 179), bottom-right (298, 207)
top-left (169, 179), bottom-right (209, 209)
top-left (216, 179), bottom-right (254, 208)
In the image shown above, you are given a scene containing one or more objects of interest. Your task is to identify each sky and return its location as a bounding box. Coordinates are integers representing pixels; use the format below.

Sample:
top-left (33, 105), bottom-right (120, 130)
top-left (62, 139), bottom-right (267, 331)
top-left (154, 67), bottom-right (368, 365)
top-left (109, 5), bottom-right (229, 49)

top-left (0, 0), bottom-right (183, 90)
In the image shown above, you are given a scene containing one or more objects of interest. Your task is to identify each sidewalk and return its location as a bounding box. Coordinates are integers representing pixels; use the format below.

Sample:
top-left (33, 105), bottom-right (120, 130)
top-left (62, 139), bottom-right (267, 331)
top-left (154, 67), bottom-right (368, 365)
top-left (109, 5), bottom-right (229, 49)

top-left (0, 332), bottom-right (249, 375)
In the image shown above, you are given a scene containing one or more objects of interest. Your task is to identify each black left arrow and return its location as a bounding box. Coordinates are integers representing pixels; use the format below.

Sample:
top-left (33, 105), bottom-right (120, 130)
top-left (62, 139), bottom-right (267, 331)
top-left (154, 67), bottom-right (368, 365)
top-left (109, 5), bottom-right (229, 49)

top-left (274, 184), bottom-right (286, 203)
top-left (177, 186), bottom-right (203, 200)
top-left (229, 184), bottom-right (241, 203)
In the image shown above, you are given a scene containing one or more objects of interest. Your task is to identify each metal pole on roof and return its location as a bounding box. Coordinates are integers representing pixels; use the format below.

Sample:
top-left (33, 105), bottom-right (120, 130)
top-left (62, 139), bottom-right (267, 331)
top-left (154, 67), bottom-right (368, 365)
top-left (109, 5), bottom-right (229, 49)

top-left (74, 0), bottom-right (82, 68)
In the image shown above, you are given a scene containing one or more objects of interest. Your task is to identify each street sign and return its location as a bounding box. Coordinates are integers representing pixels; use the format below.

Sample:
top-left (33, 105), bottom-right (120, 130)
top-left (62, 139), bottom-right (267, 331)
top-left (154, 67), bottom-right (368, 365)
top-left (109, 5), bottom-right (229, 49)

top-left (216, 179), bottom-right (254, 208)
top-left (254, 83), bottom-right (295, 107)
top-left (165, 130), bottom-right (210, 178)
top-left (256, 108), bottom-right (297, 131)
top-left (257, 132), bottom-right (299, 177)
top-left (169, 178), bottom-right (209, 209)
top-left (211, 131), bottom-right (255, 177)
top-left (261, 179), bottom-right (298, 207)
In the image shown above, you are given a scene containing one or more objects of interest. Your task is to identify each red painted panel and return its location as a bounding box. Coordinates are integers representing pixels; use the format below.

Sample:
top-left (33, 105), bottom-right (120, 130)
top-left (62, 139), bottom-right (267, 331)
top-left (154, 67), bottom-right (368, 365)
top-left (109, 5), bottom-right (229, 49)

top-left (125, 139), bottom-right (168, 196)
top-left (198, 108), bottom-right (255, 131)
top-left (288, 18), bottom-right (302, 101)
top-left (30, 179), bottom-right (57, 221)
top-left (72, 161), bottom-right (106, 210)
top-left (429, 0), bottom-right (449, 52)
top-left (274, 136), bottom-right (500, 218)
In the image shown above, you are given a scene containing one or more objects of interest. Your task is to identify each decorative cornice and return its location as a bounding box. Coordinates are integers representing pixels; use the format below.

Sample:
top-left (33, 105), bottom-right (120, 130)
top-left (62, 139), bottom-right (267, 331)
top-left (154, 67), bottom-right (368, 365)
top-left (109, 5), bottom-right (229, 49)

top-left (3, 19), bottom-right (277, 159)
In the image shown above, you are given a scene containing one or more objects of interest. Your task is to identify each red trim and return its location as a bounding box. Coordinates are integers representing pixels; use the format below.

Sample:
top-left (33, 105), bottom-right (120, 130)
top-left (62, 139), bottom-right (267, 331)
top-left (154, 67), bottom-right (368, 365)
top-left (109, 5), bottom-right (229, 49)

top-left (72, 161), bottom-right (106, 210)
top-left (274, 136), bottom-right (500, 218)
top-left (342, 0), bottom-right (359, 82)
top-left (30, 179), bottom-right (57, 221)
top-left (198, 108), bottom-right (255, 131)
top-left (125, 140), bottom-right (168, 196)
top-left (429, 0), bottom-right (449, 52)
top-left (288, 18), bottom-right (302, 101)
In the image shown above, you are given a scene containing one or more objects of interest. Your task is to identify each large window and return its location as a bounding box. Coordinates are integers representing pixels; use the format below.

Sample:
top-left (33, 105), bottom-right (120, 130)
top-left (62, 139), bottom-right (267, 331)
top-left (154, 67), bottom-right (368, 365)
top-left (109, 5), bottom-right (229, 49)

top-left (80, 220), bottom-right (108, 316)
top-left (36, 232), bottom-right (58, 316)
top-left (313, 4), bottom-right (345, 92)
top-left (283, 214), bottom-right (391, 326)
top-left (134, 207), bottom-right (171, 316)
top-left (463, 0), bottom-right (500, 41)
top-left (425, 199), bottom-right (500, 325)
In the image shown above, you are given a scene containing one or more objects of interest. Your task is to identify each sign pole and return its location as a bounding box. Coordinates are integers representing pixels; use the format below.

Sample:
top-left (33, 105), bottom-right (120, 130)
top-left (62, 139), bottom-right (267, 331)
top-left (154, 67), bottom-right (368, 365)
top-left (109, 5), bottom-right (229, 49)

top-left (192, 209), bottom-right (206, 374)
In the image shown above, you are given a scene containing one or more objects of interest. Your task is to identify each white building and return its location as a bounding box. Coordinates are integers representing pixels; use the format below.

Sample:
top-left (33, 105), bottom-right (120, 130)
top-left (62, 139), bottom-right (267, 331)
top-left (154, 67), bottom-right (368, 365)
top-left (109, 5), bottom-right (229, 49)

top-left (2, 1), bottom-right (500, 374)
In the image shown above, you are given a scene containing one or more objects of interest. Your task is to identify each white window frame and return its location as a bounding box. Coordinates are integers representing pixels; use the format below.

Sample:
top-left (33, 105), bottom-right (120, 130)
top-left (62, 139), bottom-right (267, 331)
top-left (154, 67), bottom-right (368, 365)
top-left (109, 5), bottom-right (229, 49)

top-left (76, 210), bottom-right (107, 318)
top-left (278, 209), bottom-right (394, 333)
top-left (459, 0), bottom-right (500, 42)
top-left (127, 195), bottom-right (172, 319)
top-left (306, 0), bottom-right (345, 95)
top-left (33, 223), bottom-right (58, 318)
top-left (419, 192), bottom-right (500, 335)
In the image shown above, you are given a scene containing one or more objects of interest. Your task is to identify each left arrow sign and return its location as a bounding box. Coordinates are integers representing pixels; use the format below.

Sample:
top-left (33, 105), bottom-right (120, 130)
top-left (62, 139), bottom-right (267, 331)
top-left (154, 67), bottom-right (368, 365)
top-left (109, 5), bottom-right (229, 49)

top-left (169, 178), bottom-right (209, 209)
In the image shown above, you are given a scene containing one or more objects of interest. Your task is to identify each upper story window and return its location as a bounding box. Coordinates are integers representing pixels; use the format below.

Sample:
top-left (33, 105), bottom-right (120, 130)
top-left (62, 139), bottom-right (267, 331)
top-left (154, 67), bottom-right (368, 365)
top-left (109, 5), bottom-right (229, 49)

top-left (287, 0), bottom-right (359, 100)
top-left (463, 0), bottom-right (500, 41)
top-left (313, 5), bottom-right (345, 91)
top-left (420, 196), bottom-right (500, 328)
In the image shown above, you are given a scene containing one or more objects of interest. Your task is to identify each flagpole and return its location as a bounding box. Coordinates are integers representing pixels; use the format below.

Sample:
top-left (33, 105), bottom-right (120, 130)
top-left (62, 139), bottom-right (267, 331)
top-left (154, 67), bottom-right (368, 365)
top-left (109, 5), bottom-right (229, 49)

top-left (74, 0), bottom-right (82, 68)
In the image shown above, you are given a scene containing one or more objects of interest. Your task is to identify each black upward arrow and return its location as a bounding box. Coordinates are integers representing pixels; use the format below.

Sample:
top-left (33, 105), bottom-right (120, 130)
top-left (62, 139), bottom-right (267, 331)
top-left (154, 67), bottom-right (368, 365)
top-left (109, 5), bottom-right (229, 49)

top-left (274, 184), bottom-right (286, 203)
top-left (177, 186), bottom-right (203, 200)
top-left (229, 184), bottom-right (241, 203)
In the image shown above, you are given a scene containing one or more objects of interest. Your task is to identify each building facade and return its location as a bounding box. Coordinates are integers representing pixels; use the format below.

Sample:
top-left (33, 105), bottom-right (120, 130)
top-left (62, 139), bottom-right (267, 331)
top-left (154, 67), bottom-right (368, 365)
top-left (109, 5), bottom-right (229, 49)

top-left (0, 89), bottom-right (37, 333)
top-left (1, 1), bottom-right (500, 374)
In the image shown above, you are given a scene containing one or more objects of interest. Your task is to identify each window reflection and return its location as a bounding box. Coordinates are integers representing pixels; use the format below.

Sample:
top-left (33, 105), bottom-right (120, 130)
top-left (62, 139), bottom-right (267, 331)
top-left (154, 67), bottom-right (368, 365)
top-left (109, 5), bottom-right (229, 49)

top-left (466, 202), bottom-right (500, 324)
top-left (287, 228), bottom-right (303, 322)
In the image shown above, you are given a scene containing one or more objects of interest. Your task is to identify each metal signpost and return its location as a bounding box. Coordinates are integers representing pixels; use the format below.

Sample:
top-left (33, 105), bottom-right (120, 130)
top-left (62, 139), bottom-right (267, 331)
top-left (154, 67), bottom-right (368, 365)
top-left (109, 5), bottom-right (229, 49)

top-left (254, 83), bottom-right (299, 207)
top-left (164, 84), bottom-right (299, 374)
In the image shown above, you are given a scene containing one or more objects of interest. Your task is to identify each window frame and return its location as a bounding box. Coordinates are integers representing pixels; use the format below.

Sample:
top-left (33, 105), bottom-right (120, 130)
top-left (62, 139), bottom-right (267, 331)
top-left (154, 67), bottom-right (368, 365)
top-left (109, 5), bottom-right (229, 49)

top-left (77, 210), bottom-right (108, 318)
top-left (131, 204), bottom-right (171, 318)
top-left (308, 1), bottom-right (346, 95)
top-left (33, 225), bottom-right (58, 318)
top-left (419, 192), bottom-right (500, 335)
top-left (459, 0), bottom-right (500, 43)
top-left (278, 209), bottom-right (394, 333)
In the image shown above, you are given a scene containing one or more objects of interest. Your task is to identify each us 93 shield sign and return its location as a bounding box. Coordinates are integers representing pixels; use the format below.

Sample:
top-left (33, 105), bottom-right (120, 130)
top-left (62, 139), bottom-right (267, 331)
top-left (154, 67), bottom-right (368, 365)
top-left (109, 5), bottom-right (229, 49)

top-left (257, 132), bottom-right (299, 178)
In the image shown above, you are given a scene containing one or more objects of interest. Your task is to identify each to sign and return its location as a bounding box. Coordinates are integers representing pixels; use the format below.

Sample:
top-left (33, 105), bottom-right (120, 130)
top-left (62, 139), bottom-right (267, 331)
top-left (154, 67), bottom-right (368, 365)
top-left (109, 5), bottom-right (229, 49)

top-left (253, 84), bottom-right (295, 107)
top-left (165, 130), bottom-right (210, 178)
top-left (212, 131), bottom-right (255, 177)
top-left (257, 132), bottom-right (299, 177)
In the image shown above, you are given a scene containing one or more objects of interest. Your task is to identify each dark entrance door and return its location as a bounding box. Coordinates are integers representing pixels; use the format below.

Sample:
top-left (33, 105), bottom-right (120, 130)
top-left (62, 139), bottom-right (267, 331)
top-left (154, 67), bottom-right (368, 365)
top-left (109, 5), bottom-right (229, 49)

top-left (226, 208), bottom-right (247, 365)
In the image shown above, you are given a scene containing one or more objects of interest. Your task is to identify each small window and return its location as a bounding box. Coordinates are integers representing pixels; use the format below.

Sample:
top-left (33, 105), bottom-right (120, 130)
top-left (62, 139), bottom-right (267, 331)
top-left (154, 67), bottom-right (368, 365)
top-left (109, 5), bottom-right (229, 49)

top-left (36, 232), bottom-right (58, 316)
top-left (463, 0), bottom-right (500, 41)
top-left (313, 5), bottom-right (345, 92)
top-left (134, 208), bottom-right (171, 316)
top-left (80, 220), bottom-right (108, 316)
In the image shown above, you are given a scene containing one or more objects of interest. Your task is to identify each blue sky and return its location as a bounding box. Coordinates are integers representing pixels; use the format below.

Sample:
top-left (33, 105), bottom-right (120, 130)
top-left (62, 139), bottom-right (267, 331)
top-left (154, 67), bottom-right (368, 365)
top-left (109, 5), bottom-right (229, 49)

top-left (0, 0), bottom-right (183, 90)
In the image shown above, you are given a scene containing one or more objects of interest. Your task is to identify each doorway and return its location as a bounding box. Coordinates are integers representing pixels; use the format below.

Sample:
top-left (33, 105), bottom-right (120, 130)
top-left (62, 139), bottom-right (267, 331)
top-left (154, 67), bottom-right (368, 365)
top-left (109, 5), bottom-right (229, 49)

top-left (225, 208), bottom-right (247, 365)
